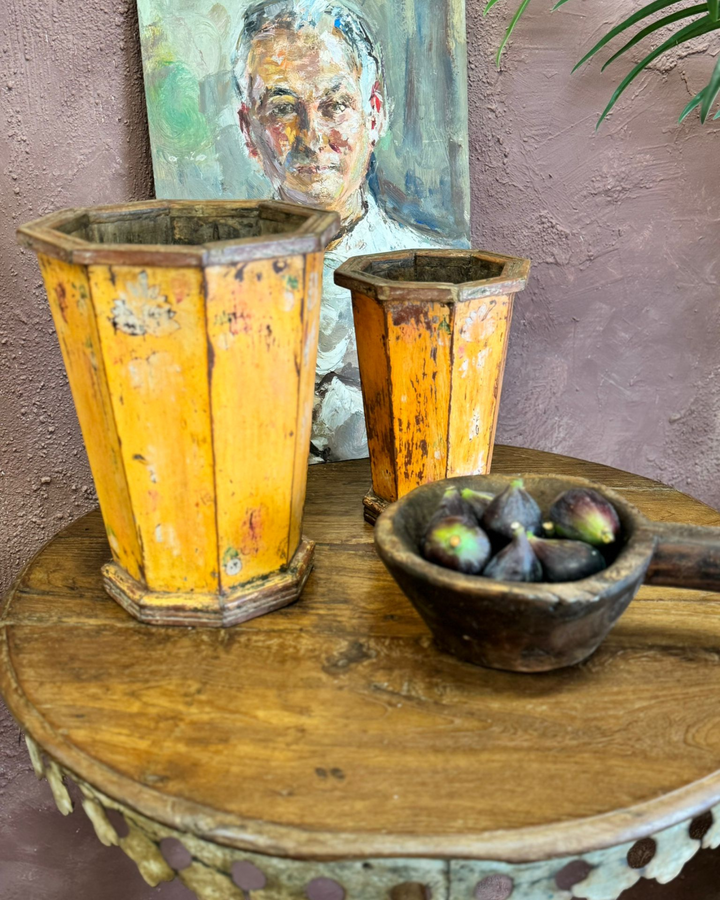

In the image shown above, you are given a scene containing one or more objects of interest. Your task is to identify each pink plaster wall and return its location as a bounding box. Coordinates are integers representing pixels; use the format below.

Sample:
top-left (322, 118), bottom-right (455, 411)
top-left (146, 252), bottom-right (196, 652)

top-left (470, 4), bottom-right (720, 502)
top-left (1, 0), bottom-right (719, 896)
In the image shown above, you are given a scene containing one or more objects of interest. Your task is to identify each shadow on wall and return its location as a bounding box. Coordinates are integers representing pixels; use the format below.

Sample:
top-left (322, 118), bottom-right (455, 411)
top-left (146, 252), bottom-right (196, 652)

top-left (0, 735), bottom-right (194, 899)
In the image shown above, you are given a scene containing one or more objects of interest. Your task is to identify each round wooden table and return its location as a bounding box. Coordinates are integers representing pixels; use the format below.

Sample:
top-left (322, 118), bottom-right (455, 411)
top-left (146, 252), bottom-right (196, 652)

top-left (3, 447), bottom-right (720, 900)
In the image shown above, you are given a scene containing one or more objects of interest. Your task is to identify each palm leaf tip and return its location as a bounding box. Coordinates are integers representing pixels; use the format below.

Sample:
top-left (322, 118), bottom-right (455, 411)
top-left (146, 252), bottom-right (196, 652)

top-left (572, 0), bottom-right (698, 74)
top-left (699, 53), bottom-right (720, 121)
top-left (679, 89), bottom-right (704, 122)
top-left (599, 5), bottom-right (707, 74)
top-left (495, 0), bottom-right (534, 66)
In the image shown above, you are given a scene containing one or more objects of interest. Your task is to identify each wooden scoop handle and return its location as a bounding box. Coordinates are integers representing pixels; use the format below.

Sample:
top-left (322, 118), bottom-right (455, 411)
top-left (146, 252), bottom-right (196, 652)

top-left (645, 521), bottom-right (720, 591)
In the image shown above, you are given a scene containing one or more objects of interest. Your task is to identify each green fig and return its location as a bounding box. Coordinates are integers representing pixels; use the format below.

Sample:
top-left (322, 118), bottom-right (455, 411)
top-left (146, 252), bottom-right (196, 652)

top-left (548, 488), bottom-right (621, 546)
top-left (482, 478), bottom-right (542, 540)
top-left (527, 533), bottom-right (606, 582)
top-left (460, 487), bottom-right (495, 522)
top-left (483, 523), bottom-right (542, 582)
top-left (422, 515), bottom-right (491, 574)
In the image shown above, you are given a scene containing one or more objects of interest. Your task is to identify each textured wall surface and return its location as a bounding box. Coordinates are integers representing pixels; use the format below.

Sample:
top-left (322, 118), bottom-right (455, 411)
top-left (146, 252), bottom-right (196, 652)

top-left (470, 3), bottom-right (720, 499)
top-left (1, 0), bottom-right (719, 896)
top-left (0, 2), bottom-right (156, 897)
top-left (1, 0), bottom-right (719, 595)
top-left (0, 0), bottom-right (153, 594)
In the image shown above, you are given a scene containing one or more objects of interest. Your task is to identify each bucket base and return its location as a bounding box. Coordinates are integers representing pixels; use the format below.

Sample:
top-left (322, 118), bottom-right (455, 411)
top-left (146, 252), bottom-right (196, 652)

top-left (102, 538), bottom-right (315, 627)
top-left (363, 489), bottom-right (390, 525)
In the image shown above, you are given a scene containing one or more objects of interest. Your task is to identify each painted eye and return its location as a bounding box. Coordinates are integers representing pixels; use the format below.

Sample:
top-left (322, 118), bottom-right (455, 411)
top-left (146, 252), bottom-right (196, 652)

top-left (323, 100), bottom-right (349, 116)
top-left (270, 102), bottom-right (297, 118)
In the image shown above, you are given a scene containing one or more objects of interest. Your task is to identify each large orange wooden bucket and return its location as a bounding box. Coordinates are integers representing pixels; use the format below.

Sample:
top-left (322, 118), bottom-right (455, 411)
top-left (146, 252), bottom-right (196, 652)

top-left (18, 200), bottom-right (338, 626)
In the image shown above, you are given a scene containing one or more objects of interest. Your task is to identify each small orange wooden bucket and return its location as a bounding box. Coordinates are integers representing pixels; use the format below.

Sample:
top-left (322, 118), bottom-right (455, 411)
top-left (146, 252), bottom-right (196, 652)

top-left (335, 249), bottom-right (531, 523)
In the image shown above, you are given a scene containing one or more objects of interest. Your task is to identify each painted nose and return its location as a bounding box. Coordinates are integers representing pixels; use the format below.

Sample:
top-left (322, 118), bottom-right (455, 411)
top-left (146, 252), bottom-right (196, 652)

top-left (294, 106), bottom-right (325, 155)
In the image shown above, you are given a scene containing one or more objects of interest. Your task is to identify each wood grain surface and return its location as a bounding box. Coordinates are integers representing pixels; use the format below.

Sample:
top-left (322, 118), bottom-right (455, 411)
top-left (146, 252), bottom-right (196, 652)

top-left (24, 200), bottom-right (338, 626)
top-left (17, 200), bottom-right (339, 268)
top-left (337, 250), bottom-right (529, 507)
top-left (3, 447), bottom-right (720, 864)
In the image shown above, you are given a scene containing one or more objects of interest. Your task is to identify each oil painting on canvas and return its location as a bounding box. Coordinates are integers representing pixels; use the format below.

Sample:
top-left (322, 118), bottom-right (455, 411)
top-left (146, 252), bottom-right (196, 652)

top-left (137, 0), bottom-right (471, 461)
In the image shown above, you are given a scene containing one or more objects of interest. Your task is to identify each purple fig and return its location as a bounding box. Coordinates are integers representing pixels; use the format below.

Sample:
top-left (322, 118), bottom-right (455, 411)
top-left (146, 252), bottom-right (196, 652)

top-left (426, 487), bottom-right (476, 531)
top-left (422, 515), bottom-right (491, 574)
top-left (527, 533), bottom-right (606, 582)
top-left (482, 478), bottom-right (542, 540)
top-left (548, 488), bottom-right (621, 546)
top-left (460, 487), bottom-right (495, 522)
top-left (483, 523), bottom-right (542, 582)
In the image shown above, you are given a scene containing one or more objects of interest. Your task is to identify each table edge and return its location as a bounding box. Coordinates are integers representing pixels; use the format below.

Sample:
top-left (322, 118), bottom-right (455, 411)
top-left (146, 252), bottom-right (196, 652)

top-left (2, 615), bottom-right (720, 863)
top-left (4, 452), bottom-right (720, 862)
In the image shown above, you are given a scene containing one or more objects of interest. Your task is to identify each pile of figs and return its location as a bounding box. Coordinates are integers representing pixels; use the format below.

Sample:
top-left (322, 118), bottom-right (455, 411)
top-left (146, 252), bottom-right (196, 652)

top-left (421, 479), bottom-right (622, 583)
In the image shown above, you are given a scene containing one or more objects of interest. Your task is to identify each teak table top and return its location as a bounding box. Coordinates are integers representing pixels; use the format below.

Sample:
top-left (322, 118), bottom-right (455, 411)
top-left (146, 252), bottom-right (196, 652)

top-left (3, 446), bottom-right (720, 865)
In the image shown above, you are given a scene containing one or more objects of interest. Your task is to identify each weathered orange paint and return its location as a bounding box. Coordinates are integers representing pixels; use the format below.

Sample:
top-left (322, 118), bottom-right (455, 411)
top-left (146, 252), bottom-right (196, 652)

top-left (22, 200), bottom-right (339, 625)
top-left (364, 293), bottom-right (513, 502)
top-left (447, 294), bottom-right (514, 478)
top-left (38, 254), bottom-right (144, 581)
top-left (90, 264), bottom-right (219, 595)
top-left (205, 254), bottom-right (311, 590)
top-left (351, 292), bottom-right (396, 502)
top-left (336, 249), bottom-right (530, 513)
top-left (288, 251), bottom-right (324, 554)
top-left (386, 300), bottom-right (453, 499)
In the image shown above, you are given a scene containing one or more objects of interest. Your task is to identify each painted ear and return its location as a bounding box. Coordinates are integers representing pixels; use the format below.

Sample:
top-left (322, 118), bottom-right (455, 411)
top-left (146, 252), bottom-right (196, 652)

top-left (238, 105), bottom-right (260, 159)
top-left (369, 82), bottom-right (387, 142)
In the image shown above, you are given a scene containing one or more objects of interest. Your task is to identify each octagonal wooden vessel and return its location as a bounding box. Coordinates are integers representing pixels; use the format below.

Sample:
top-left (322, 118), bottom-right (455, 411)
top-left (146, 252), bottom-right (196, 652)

top-left (18, 200), bottom-right (339, 626)
top-left (335, 249), bottom-right (531, 523)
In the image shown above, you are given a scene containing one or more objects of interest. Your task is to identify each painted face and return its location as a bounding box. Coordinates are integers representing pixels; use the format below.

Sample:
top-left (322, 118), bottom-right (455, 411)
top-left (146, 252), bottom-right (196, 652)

top-left (241, 24), bottom-right (382, 216)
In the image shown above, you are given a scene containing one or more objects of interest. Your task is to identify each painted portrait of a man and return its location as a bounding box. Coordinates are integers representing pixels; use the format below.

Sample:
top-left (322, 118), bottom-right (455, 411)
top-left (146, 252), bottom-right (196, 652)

top-left (137, 0), bottom-right (471, 460)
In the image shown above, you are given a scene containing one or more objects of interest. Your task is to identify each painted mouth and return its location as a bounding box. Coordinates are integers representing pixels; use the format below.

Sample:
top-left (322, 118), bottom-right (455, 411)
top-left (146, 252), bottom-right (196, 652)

top-left (291, 164), bottom-right (342, 176)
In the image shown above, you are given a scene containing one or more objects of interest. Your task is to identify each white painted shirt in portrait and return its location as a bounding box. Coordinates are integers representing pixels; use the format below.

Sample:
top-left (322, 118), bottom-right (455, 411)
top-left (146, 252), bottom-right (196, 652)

top-left (312, 194), bottom-right (452, 462)
top-left (137, 0), bottom-right (472, 461)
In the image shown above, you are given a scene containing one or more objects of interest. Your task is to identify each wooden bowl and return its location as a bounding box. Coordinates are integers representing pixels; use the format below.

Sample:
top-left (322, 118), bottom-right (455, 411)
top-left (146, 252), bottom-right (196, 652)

top-left (374, 472), bottom-right (720, 672)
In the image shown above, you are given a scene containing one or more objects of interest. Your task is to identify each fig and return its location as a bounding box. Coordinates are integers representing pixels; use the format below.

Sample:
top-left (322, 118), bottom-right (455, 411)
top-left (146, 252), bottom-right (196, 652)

top-left (422, 516), bottom-right (491, 574)
top-left (527, 533), bottom-right (606, 582)
top-left (482, 478), bottom-right (542, 540)
top-left (548, 488), bottom-right (621, 546)
top-left (425, 487), bottom-right (475, 531)
top-left (483, 523), bottom-right (542, 582)
top-left (460, 488), bottom-right (495, 522)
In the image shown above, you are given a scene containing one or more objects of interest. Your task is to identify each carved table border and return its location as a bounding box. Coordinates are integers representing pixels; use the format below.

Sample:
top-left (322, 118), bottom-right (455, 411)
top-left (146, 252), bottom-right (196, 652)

top-left (24, 734), bottom-right (720, 900)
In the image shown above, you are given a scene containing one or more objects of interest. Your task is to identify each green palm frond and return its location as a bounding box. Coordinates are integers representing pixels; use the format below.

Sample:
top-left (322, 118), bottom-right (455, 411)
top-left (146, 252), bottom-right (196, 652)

top-left (487, 0), bottom-right (720, 127)
top-left (675, 53), bottom-right (720, 120)
top-left (484, 0), bottom-right (538, 65)
top-left (699, 53), bottom-right (720, 118)
top-left (597, 15), bottom-right (718, 126)
top-left (494, 0), bottom-right (535, 66)
top-left (573, 0), bottom-right (691, 72)
top-left (600, 6), bottom-right (707, 73)
top-left (679, 88), bottom-right (705, 120)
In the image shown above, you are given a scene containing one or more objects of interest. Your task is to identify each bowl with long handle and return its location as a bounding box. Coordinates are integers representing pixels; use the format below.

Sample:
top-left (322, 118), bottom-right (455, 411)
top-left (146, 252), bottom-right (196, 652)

top-left (374, 473), bottom-right (720, 672)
